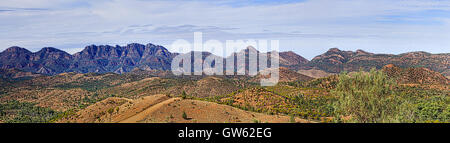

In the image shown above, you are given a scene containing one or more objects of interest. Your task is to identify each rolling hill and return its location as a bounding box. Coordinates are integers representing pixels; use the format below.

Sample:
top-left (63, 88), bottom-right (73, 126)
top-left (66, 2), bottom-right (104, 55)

top-left (58, 94), bottom-right (311, 123)
top-left (382, 64), bottom-right (449, 85)
top-left (302, 48), bottom-right (449, 77)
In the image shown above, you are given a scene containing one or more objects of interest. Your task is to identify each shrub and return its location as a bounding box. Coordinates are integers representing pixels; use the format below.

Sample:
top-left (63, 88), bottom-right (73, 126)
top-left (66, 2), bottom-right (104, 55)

top-left (291, 94), bottom-right (335, 119)
top-left (181, 91), bottom-right (187, 99)
top-left (289, 114), bottom-right (296, 123)
top-left (332, 69), bottom-right (408, 123)
top-left (414, 96), bottom-right (449, 122)
top-left (0, 100), bottom-right (60, 123)
top-left (182, 111), bottom-right (188, 120)
top-left (107, 108), bottom-right (114, 114)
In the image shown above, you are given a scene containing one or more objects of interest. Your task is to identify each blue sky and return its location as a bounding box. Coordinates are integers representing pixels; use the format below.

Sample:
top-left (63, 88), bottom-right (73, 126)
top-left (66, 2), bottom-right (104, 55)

top-left (1, 0), bottom-right (450, 59)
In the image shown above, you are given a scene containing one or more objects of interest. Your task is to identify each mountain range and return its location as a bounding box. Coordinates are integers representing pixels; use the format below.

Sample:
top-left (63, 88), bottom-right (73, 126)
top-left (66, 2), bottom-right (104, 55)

top-left (301, 48), bottom-right (449, 77)
top-left (0, 43), bottom-right (449, 77)
top-left (0, 43), bottom-right (176, 74)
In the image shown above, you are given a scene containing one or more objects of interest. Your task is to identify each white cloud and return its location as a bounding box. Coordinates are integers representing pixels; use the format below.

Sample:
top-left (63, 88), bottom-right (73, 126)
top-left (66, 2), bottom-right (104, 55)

top-left (0, 0), bottom-right (450, 59)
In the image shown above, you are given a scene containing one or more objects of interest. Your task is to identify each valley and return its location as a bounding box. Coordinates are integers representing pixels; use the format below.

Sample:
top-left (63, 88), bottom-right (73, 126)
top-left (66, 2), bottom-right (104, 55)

top-left (0, 44), bottom-right (448, 123)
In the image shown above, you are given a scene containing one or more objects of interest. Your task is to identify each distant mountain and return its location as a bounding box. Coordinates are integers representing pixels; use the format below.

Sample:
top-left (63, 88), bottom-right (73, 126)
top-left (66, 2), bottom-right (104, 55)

top-left (0, 46), bottom-right (33, 70)
top-left (71, 43), bottom-right (176, 74)
top-left (0, 44), bottom-right (312, 76)
top-left (302, 48), bottom-right (450, 77)
top-left (223, 47), bottom-right (310, 75)
top-left (0, 46), bottom-right (72, 74)
top-left (0, 43), bottom-right (176, 75)
top-left (1, 44), bottom-right (448, 78)
top-left (0, 68), bottom-right (42, 79)
top-left (278, 51), bottom-right (309, 70)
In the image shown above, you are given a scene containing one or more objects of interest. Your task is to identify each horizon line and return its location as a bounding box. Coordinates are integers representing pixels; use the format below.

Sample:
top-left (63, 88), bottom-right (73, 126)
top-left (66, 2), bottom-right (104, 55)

top-left (2, 43), bottom-right (449, 61)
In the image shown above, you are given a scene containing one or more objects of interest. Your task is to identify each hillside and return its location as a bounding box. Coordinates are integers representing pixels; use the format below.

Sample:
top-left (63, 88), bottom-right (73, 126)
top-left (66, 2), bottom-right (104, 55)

top-left (278, 51), bottom-right (309, 69)
top-left (1, 66), bottom-right (448, 123)
top-left (303, 48), bottom-right (450, 77)
top-left (99, 76), bottom-right (249, 99)
top-left (382, 64), bottom-right (449, 85)
top-left (1, 44), bottom-right (449, 123)
top-left (297, 69), bottom-right (335, 78)
top-left (250, 67), bottom-right (314, 83)
top-left (2, 44), bottom-right (448, 78)
top-left (58, 94), bottom-right (311, 123)
top-left (219, 87), bottom-right (294, 114)
top-left (0, 68), bottom-right (42, 79)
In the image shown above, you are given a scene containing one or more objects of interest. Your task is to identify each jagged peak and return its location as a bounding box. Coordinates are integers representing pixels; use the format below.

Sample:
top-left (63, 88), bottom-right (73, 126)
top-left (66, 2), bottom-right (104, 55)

top-left (85, 44), bottom-right (117, 49)
top-left (40, 47), bottom-right (58, 50)
top-left (280, 51), bottom-right (302, 56)
top-left (355, 49), bottom-right (372, 55)
top-left (126, 43), bottom-right (146, 47)
top-left (327, 47), bottom-right (341, 52)
top-left (3, 46), bottom-right (32, 53)
top-left (146, 43), bottom-right (168, 51)
top-left (278, 51), bottom-right (309, 64)
top-left (282, 51), bottom-right (296, 54)
top-left (38, 47), bottom-right (68, 53)
top-left (146, 43), bottom-right (157, 47)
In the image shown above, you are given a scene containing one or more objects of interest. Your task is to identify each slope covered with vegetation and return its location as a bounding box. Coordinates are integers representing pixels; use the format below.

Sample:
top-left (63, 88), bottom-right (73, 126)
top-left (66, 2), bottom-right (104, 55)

top-left (0, 66), bottom-right (448, 123)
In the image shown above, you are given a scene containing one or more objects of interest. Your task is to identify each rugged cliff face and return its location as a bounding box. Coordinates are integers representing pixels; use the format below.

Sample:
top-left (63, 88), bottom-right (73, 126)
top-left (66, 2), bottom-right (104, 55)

top-left (0, 43), bottom-right (176, 74)
top-left (0, 46), bottom-right (72, 74)
top-left (1, 45), bottom-right (448, 78)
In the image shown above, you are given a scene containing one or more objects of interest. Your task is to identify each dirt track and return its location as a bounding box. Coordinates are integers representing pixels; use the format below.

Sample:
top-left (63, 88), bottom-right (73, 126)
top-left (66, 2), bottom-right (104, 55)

top-left (119, 97), bottom-right (181, 123)
top-left (60, 94), bottom-right (312, 123)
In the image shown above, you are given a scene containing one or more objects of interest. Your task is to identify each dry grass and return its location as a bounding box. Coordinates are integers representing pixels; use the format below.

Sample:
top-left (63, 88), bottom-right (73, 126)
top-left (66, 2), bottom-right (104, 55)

top-left (298, 69), bottom-right (335, 79)
top-left (59, 94), bottom-right (311, 123)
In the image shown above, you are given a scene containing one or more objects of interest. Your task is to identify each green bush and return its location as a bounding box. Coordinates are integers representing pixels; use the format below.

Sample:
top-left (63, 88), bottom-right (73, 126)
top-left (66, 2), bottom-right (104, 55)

top-left (289, 114), bottom-right (296, 123)
top-left (414, 96), bottom-right (449, 122)
top-left (332, 69), bottom-right (408, 123)
top-left (0, 100), bottom-right (59, 123)
top-left (181, 91), bottom-right (187, 99)
top-left (182, 111), bottom-right (188, 120)
top-left (291, 93), bottom-right (335, 119)
top-left (107, 108), bottom-right (114, 114)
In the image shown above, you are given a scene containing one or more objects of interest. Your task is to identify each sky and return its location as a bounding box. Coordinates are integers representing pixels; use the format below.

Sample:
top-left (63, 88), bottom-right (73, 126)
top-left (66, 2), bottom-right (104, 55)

top-left (1, 0), bottom-right (450, 60)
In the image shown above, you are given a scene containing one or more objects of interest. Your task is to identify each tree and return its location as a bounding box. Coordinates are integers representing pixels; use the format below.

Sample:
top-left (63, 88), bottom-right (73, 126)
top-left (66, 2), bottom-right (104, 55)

top-left (181, 91), bottom-right (187, 99)
top-left (289, 114), bottom-right (296, 123)
top-left (182, 111), bottom-right (188, 120)
top-left (332, 69), bottom-right (406, 123)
